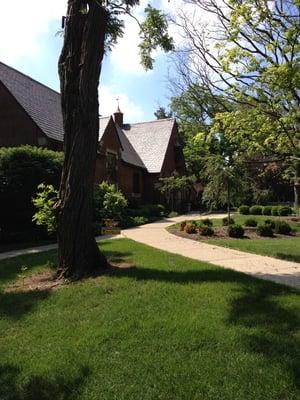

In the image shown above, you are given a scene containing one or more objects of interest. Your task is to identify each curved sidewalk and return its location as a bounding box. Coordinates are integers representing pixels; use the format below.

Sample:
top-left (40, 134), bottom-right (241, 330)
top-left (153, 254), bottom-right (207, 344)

top-left (123, 213), bottom-right (300, 290)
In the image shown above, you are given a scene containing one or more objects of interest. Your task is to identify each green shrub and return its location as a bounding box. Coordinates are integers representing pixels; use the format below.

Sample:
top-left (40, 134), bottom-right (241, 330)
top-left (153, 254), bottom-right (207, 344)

top-left (228, 224), bottom-right (244, 238)
top-left (244, 218), bottom-right (257, 227)
top-left (239, 205), bottom-right (250, 215)
top-left (199, 225), bottom-right (214, 236)
top-left (32, 184), bottom-right (58, 234)
top-left (222, 217), bottom-right (235, 226)
top-left (202, 218), bottom-right (213, 227)
top-left (94, 182), bottom-right (127, 221)
top-left (184, 223), bottom-right (197, 234)
top-left (278, 206), bottom-right (292, 216)
top-left (264, 219), bottom-right (275, 229)
top-left (33, 181), bottom-right (128, 233)
top-left (274, 220), bottom-right (292, 235)
top-left (249, 205), bottom-right (263, 215)
top-left (0, 145), bottom-right (63, 232)
top-left (168, 211), bottom-right (179, 218)
top-left (256, 223), bottom-right (273, 237)
top-left (132, 216), bottom-right (148, 226)
top-left (262, 206), bottom-right (272, 216)
top-left (271, 206), bottom-right (279, 216)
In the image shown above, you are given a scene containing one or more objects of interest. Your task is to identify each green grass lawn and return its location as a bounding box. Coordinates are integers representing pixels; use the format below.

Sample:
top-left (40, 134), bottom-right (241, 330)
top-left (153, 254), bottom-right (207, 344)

top-left (0, 239), bottom-right (300, 400)
top-left (168, 215), bottom-right (300, 263)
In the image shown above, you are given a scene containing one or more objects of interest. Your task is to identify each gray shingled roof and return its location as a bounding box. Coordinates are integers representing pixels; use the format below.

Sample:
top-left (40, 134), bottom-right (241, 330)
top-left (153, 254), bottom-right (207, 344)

top-left (115, 124), bottom-right (146, 169)
top-left (99, 116), bottom-right (111, 141)
top-left (0, 61), bottom-right (64, 142)
top-left (122, 119), bottom-right (175, 173)
top-left (0, 62), bottom-right (175, 173)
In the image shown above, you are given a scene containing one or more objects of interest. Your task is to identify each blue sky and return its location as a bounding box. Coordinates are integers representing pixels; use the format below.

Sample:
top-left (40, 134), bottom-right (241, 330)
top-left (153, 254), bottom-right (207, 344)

top-left (0, 0), bottom-right (177, 123)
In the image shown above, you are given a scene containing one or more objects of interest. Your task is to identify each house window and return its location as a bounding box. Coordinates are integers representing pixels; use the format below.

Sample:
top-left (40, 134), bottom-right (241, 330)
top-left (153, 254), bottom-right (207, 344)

top-left (107, 152), bottom-right (117, 182)
top-left (133, 172), bottom-right (140, 193)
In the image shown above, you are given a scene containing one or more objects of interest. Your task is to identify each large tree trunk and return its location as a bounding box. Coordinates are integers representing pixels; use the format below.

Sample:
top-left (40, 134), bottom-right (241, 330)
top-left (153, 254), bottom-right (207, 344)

top-left (56, 0), bottom-right (108, 278)
top-left (294, 161), bottom-right (300, 211)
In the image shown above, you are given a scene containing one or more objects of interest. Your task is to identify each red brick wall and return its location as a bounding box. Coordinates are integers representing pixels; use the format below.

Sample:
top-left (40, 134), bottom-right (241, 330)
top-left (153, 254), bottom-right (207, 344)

top-left (0, 82), bottom-right (49, 147)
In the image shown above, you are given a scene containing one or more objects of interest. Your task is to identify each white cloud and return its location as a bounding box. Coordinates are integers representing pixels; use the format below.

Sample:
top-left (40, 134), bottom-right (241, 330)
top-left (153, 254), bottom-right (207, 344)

top-left (0, 0), bottom-right (66, 63)
top-left (99, 85), bottom-right (144, 122)
top-left (109, 0), bottom-right (152, 75)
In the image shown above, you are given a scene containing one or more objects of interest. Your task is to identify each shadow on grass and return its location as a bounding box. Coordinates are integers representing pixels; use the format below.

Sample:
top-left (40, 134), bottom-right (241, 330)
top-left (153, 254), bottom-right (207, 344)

top-left (228, 283), bottom-right (300, 389)
top-left (109, 258), bottom-right (300, 389)
top-left (0, 289), bottom-right (51, 320)
top-left (0, 364), bottom-right (90, 400)
top-left (0, 250), bottom-right (57, 288)
top-left (276, 253), bottom-right (300, 263)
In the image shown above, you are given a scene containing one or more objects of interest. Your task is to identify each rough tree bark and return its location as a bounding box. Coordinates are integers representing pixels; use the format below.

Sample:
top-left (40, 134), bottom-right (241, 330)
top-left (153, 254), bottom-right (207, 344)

top-left (56, 0), bottom-right (108, 278)
top-left (294, 161), bottom-right (300, 211)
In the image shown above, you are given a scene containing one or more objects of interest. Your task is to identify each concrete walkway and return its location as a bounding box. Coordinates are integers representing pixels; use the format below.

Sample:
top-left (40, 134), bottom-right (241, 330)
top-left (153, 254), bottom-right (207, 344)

top-left (0, 234), bottom-right (123, 261)
top-left (122, 213), bottom-right (300, 290)
top-left (1, 213), bottom-right (299, 289)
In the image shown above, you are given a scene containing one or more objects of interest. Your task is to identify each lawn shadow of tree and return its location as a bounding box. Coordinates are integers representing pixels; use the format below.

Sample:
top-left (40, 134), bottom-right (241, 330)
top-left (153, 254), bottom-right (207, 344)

top-left (227, 282), bottom-right (300, 389)
top-left (0, 250), bottom-right (57, 288)
top-left (108, 255), bottom-right (300, 390)
top-left (0, 289), bottom-right (52, 320)
top-left (0, 363), bottom-right (90, 400)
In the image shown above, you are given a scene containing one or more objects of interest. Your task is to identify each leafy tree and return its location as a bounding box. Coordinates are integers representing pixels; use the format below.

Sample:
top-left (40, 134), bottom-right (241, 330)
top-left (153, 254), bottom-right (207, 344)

top-left (173, 0), bottom-right (300, 207)
top-left (159, 175), bottom-right (196, 210)
top-left (202, 155), bottom-right (245, 221)
top-left (154, 106), bottom-right (172, 119)
top-left (56, 0), bottom-right (174, 278)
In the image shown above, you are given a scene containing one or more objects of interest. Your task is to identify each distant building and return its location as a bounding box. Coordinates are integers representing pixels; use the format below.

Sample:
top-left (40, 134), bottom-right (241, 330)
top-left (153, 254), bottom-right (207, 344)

top-left (0, 61), bottom-right (186, 204)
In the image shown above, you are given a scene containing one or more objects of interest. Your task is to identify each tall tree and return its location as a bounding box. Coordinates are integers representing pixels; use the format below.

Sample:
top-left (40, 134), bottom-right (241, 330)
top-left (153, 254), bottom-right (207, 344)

top-left (56, 0), bottom-right (173, 278)
top-left (172, 0), bottom-right (300, 206)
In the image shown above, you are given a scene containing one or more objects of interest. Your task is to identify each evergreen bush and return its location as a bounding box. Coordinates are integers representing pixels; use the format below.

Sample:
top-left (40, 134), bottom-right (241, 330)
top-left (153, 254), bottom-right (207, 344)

top-left (228, 224), bottom-right (244, 238)
top-left (249, 205), bottom-right (263, 215)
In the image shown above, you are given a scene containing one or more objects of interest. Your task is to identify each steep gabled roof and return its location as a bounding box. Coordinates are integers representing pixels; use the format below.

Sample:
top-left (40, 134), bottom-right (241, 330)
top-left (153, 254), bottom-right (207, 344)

top-left (99, 116), bottom-right (111, 141)
top-left (122, 118), bottom-right (175, 173)
top-left (0, 62), bottom-right (177, 174)
top-left (115, 124), bottom-right (146, 169)
top-left (0, 61), bottom-right (64, 142)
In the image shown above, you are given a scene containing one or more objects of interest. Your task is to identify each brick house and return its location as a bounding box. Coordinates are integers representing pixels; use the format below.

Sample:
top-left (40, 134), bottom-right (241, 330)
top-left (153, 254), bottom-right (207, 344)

top-left (0, 61), bottom-right (186, 204)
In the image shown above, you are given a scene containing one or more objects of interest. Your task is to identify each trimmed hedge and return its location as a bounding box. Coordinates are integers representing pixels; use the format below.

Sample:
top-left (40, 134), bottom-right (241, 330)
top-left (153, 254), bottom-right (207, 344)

top-left (262, 206), bottom-right (272, 216)
top-left (222, 217), bottom-right (235, 226)
top-left (199, 225), bottom-right (214, 236)
top-left (278, 206), bottom-right (292, 216)
top-left (0, 145), bottom-right (63, 233)
top-left (244, 218), bottom-right (257, 227)
top-left (256, 223), bottom-right (273, 237)
top-left (264, 219), bottom-right (275, 229)
top-left (271, 206), bottom-right (279, 216)
top-left (202, 218), bottom-right (213, 227)
top-left (228, 224), bottom-right (244, 238)
top-left (249, 205), bottom-right (263, 215)
top-left (239, 205), bottom-right (250, 215)
top-left (274, 220), bottom-right (292, 235)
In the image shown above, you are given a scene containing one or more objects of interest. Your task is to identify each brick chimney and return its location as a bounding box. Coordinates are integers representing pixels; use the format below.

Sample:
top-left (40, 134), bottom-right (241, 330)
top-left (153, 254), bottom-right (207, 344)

top-left (113, 105), bottom-right (123, 127)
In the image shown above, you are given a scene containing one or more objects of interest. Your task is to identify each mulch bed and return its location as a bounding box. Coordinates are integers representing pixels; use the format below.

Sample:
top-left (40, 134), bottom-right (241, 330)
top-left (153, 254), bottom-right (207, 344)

top-left (171, 225), bottom-right (299, 242)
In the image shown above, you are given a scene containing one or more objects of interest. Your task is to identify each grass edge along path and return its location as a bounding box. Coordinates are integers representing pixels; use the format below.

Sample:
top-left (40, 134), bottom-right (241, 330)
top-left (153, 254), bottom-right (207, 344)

top-left (0, 238), bottom-right (300, 400)
top-left (167, 215), bottom-right (300, 263)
